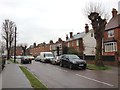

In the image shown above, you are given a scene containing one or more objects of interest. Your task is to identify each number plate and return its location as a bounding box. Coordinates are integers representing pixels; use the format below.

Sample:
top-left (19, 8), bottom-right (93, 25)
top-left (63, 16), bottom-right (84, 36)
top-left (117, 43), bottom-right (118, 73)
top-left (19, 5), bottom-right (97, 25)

top-left (79, 64), bottom-right (84, 66)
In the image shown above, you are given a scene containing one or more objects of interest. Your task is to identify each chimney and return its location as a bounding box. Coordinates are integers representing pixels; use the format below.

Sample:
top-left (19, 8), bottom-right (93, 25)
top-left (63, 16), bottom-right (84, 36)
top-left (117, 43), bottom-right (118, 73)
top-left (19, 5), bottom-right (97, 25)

top-left (70, 32), bottom-right (73, 38)
top-left (49, 40), bottom-right (53, 44)
top-left (33, 43), bottom-right (36, 47)
top-left (66, 34), bottom-right (68, 40)
top-left (112, 8), bottom-right (118, 17)
top-left (58, 38), bottom-right (62, 42)
top-left (85, 24), bottom-right (89, 33)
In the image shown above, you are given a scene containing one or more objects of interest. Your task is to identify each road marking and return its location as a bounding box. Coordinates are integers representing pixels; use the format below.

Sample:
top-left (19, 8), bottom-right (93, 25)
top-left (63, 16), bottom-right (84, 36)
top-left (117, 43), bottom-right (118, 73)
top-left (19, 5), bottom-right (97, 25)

top-left (55, 68), bottom-right (68, 72)
top-left (76, 74), bottom-right (114, 87)
top-left (87, 70), bottom-right (92, 71)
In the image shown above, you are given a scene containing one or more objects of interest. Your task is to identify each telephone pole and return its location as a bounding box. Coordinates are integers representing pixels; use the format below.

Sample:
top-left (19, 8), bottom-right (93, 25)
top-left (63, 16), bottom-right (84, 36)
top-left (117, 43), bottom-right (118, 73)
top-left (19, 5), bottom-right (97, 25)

top-left (14, 26), bottom-right (17, 63)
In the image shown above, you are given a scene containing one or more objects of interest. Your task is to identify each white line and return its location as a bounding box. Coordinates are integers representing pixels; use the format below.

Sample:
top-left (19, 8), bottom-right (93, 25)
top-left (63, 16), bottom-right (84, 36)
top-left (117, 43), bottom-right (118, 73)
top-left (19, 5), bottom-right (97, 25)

top-left (87, 70), bottom-right (92, 71)
top-left (76, 74), bottom-right (114, 87)
top-left (56, 68), bottom-right (68, 72)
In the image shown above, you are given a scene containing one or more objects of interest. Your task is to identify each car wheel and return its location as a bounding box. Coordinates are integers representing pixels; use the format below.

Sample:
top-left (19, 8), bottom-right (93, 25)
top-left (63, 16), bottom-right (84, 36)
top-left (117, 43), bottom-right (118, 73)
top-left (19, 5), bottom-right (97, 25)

top-left (60, 61), bottom-right (63, 67)
top-left (29, 60), bottom-right (32, 64)
top-left (69, 63), bottom-right (73, 69)
top-left (51, 61), bottom-right (54, 65)
top-left (83, 66), bottom-right (86, 70)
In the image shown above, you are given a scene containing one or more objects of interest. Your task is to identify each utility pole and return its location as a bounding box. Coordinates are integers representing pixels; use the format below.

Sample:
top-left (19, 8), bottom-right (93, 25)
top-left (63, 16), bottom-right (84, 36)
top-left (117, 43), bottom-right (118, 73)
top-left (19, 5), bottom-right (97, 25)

top-left (14, 26), bottom-right (17, 63)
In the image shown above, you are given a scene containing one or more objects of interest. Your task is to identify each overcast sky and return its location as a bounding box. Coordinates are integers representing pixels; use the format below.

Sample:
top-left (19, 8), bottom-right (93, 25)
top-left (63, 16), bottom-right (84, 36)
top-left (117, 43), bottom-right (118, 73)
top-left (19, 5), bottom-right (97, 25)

top-left (0, 0), bottom-right (119, 46)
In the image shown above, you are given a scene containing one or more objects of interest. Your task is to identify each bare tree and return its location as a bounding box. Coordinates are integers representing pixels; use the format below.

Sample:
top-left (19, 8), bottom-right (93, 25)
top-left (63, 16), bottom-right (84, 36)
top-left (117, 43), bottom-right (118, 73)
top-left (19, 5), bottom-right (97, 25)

top-left (2, 19), bottom-right (16, 60)
top-left (85, 3), bottom-right (107, 66)
top-left (21, 44), bottom-right (27, 56)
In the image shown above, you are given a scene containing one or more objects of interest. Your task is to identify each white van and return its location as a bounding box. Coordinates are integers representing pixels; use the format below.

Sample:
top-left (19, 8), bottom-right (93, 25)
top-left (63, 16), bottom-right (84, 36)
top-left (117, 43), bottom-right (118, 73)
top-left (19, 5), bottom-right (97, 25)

top-left (40, 52), bottom-right (55, 63)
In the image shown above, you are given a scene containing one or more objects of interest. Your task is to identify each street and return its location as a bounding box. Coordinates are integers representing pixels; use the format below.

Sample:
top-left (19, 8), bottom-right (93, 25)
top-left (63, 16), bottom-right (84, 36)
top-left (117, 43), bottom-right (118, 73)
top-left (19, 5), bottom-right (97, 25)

top-left (22, 60), bottom-right (118, 88)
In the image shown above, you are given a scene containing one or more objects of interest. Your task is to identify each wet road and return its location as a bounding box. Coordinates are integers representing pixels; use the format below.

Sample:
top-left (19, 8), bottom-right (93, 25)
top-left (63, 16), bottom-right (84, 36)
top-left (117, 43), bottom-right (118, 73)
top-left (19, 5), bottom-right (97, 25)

top-left (23, 60), bottom-right (118, 88)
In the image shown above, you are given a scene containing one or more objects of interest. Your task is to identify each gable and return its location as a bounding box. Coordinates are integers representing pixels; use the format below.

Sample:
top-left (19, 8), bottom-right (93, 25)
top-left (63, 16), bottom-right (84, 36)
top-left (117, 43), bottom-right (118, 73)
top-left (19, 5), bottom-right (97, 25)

top-left (105, 14), bottom-right (120, 30)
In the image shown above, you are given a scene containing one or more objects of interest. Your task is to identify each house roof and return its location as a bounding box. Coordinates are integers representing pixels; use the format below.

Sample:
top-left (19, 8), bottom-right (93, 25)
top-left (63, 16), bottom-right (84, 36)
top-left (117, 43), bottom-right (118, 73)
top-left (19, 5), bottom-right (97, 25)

top-left (66, 31), bottom-right (87, 42)
top-left (105, 14), bottom-right (120, 30)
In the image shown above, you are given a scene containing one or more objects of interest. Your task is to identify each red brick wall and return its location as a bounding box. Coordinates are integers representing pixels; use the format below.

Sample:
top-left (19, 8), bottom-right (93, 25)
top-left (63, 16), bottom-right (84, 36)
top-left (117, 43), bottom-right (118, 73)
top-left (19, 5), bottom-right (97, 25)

top-left (29, 44), bottom-right (50, 57)
top-left (65, 39), bottom-right (84, 54)
top-left (103, 27), bottom-right (120, 56)
top-left (16, 49), bottom-right (22, 56)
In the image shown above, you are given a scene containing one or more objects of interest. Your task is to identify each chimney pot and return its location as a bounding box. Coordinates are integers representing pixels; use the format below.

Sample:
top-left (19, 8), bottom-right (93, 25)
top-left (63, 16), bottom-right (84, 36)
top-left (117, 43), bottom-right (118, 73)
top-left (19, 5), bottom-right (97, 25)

top-left (85, 24), bottom-right (89, 33)
top-left (66, 34), bottom-right (68, 40)
top-left (112, 8), bottom-right (118, 17)
top-left (70, 32), bottom-right (73, 38)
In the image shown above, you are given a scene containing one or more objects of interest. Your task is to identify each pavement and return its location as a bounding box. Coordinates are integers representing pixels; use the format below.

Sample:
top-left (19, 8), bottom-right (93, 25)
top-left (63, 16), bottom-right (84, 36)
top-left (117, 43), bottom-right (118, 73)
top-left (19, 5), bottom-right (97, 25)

top-left (0, 60), bottom-right (33, 89)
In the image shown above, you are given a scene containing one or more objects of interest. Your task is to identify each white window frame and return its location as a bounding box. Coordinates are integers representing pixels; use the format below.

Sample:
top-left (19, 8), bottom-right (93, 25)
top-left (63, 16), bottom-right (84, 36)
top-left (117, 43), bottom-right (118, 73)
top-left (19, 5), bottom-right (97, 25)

top-left (108, 30), bottom-right (114, 37)
top-left (104, 42), bottom-right (117, 52)
top-left (50, 45), bottom-right (52, 50)
top-left (76, 40), bottom-right (79, 46)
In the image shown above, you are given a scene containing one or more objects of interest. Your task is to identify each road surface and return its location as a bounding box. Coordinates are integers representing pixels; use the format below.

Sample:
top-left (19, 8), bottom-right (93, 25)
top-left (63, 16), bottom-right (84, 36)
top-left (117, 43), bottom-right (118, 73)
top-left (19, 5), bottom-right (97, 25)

top-left (23, 60), bottom-right (118, 89)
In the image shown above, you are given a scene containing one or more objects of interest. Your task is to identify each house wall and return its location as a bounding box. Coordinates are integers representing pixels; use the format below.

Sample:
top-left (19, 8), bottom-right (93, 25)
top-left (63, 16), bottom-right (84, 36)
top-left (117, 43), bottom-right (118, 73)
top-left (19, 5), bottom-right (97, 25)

top-left (103, 27), bottom-right (120, 56)
top-left (65, 38), bottom-right (84, 54)
top-left (83, 30), bottom-right (96, 55)
top-left (29, 44), bottom-right (50, 57)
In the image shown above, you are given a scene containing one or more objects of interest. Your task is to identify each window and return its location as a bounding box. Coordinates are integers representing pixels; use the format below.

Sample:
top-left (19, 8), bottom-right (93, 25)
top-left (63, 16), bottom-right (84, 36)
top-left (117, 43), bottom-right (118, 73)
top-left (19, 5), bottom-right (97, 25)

top-left (108, 30), bottom-right (114, 37)
top-left (59, 44), bottom-right (62, 49)
top-left (72, 42), bottom-right (74, 46)
top-left (104, 42), bottom-right (117, 52)
top-left (76, 40), bottom-right (79, 46)
top-left (50, 45), bottom-right (52, 50)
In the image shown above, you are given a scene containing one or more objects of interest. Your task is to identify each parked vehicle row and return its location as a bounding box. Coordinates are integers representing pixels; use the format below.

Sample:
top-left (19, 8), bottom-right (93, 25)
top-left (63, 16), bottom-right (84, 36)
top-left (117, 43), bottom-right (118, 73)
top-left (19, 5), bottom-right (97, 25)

top-left (21, 56), bottom-right (32, 64)
top-left (11, 55), bottom-right (34, 64)
top-left (35, 52), bottom-right (60, 65)
top-left (35, 52), bottom-right (87, 70)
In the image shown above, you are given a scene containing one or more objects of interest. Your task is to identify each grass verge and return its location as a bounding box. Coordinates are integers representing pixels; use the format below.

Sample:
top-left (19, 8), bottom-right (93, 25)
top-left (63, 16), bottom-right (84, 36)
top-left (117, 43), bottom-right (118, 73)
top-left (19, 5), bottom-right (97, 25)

top-left (87, 64), bottom-right (111, 70)
top-left (19, 66), bottom-right (47, 90)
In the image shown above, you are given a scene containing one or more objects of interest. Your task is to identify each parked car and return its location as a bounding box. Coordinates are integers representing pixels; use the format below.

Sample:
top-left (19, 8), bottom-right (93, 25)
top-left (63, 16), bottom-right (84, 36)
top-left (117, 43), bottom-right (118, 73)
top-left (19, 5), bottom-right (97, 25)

top-left (39, 52), bottom-right (55, 63)
top-left (28, 56), bottom-right (34, 60)
top-left (60, 54), bottom-right (87, 70)
top-left (16, 55), bottom-right (22, 59)
top-left (51, 56), bottom-right (61, 65)
top-left (21, 56), bottom-right (32, 64)
top-left (35, 56), bottom-right (41, 61)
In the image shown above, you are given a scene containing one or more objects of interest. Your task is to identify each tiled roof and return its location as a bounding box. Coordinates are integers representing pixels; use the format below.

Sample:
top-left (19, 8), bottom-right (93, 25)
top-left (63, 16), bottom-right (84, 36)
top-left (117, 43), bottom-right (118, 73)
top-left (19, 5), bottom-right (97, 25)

top-left (66, 32), bottom-right (86, 42)
top-left (105, 14), bottom-right (120, 30)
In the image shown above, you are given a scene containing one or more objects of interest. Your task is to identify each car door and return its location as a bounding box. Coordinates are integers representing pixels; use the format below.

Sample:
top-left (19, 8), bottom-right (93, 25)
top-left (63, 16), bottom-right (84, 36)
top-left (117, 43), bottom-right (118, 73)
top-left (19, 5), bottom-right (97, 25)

top-left (61, 55), bottom-right (65, 65)
top-left (64, 55), bottom-right (69, 66)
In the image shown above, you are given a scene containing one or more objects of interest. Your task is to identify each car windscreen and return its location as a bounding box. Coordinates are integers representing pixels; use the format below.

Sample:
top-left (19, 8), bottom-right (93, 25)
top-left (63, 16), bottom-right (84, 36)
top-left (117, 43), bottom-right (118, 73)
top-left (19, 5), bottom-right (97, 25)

top-left (66, 55), bottom-right (79, 59)
top-left (44, 54), bottom-right (53, 57)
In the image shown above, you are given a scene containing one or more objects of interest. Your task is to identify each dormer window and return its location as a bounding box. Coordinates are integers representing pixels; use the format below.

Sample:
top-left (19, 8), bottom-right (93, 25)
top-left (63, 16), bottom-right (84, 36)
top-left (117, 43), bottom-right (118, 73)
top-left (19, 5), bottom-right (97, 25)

top-left (108, 30), bottom-right (114, 37)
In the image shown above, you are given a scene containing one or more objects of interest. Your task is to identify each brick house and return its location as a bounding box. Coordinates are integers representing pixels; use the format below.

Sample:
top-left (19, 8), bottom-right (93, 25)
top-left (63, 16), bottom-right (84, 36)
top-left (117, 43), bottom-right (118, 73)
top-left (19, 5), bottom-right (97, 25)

top-left (11, 46), bottom-right (23, 56)
top-left (50, 38), bottom-right (65, 56)
top-left (103, 8), bottom-right (120, 62)
top-left (65, 24), bottom-right (96, 56)
top-left (28, 42), bottom-right (50, 57)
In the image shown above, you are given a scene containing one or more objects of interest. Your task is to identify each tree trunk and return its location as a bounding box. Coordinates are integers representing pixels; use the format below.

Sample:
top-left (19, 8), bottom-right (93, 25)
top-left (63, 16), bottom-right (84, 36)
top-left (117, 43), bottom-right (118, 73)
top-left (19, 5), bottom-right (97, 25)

top-left (95, 38), bottom-right (104, 66)
top-left (7, 49), bottom-right (10, 60)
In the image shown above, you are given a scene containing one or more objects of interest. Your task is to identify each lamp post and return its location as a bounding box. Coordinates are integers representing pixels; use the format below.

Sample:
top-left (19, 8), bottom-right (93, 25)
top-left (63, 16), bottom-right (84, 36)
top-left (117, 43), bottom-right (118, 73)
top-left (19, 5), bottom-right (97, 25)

top-left (14, 26), bottom-right (17, 63)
